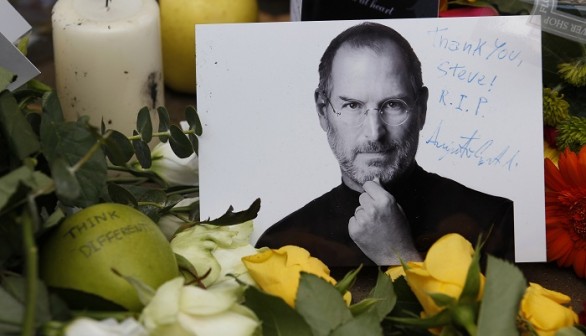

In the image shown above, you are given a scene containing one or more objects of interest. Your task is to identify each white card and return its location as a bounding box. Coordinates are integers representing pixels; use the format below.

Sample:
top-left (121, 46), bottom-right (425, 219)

top-left (0, 0), bottom-right (40, 90)
top-left (0, 32), bottom-right (40, 90)
top-left (0, 0), bottom-right (32, 43)
top-left (197, 17), bottom-right (545, 262)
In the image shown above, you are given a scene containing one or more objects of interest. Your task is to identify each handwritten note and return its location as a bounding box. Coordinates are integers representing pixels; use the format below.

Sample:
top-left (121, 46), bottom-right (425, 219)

top-left (197, 17), bottom-right (545, 262)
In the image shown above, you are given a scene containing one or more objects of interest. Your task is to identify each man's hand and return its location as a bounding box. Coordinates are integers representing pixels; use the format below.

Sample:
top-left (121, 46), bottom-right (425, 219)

top-left (348, 178), bottom-right (421, 265)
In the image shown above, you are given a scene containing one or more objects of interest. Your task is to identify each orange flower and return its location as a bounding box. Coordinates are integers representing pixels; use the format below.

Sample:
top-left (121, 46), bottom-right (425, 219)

top-left (544, 146), bottom-right (586, 278)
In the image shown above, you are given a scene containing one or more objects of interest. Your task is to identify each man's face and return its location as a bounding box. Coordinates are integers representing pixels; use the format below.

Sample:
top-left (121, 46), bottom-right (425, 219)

top-left (317, 42), bottom-right (427, 190)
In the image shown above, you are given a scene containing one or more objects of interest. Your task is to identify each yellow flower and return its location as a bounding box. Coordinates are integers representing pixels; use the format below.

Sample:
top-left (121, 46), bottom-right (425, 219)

top-left (543, 140), bottom-right (560, 167)
top-left (397, 234), bottom-right (484, 317)
top-left (385, 265), bottom-right (406, 281)
top-left (542, 87), bottom-right (570, 128)
top-left (519, 283), bottom-right (578, 336)
top-left (557, 116), bottom-right (586, 152)
top-left (558, 59), bottom-right (586, 87)
top-left (242, 245), bottom-right (350, 307)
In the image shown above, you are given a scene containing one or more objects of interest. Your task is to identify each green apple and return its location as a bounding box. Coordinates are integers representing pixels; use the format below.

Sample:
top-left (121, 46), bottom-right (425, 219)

top-left (39, 203), bottom-right (179, 311)
top-left (159, 0), bottom-right (258, 93)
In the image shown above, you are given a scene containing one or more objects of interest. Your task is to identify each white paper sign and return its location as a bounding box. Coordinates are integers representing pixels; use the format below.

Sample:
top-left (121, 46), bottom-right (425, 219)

top-left (0, 0), bottom-right (40, 90)
top-left (197, 17), bottom-right (545, 262)
top-left (0, 0), bottom-right (31, 43)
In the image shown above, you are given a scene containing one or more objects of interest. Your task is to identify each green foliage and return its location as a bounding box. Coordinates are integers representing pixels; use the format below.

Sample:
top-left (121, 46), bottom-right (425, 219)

top-left (0, 90), bottom-right (40, 160)
top-left (296, 273), bottom-right (354, 335)
top-left (243, 268), bottom-right (398, 336)
top-left (364, 269), bottom-right (396, 321)
top-left (0, 68), bottom-right (16, 91)
top-left (477, 256), bottom-right (526, 336)
top-left (199, 198), bottom-right (261, 226)
top-left (244, 286), bottom-right (313, 336)
top-left (0, 74), bottom-right (203, 334)
top-left (0, 275), bottom-right (54, 334)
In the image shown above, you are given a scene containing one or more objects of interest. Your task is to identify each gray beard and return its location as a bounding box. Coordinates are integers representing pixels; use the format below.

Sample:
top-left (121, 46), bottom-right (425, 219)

top-left (326, 127), bottom-right (418, 186)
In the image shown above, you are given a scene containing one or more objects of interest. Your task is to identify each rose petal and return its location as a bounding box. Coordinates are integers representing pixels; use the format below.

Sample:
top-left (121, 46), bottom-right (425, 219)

top-left (424, 234), bottom-right (473, 285)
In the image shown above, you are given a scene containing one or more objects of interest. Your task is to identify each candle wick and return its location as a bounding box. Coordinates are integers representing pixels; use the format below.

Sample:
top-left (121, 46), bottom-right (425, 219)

top-left (105, 0), bottom-right (110, 9)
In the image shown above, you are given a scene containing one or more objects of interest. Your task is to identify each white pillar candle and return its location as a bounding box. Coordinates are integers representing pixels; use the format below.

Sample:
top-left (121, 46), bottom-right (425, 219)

top-left (52, 0), bottom-right (164, 136)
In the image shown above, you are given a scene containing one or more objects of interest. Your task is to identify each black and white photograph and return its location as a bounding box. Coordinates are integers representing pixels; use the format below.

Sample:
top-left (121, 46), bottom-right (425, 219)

top-left (197, 16), bottom-right (545, 266)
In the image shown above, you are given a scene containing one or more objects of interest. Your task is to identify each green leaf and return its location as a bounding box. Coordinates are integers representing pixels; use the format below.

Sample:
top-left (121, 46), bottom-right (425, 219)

top-left (0, 90), bottom-right (40, 160)
top-left (136, 188), bottom-right (167, 222)
top-left (331, 310), bottom-right (383, 336)
top-left (185, 105), bottom-right (202, 136)
top-left (335, 265), bottom-right (362, 294)
top-left (169, 124), bottom-right (193, 158)
top-left (42, 207), bottom-right (65, 230)
top-left (16, 34), bottom-right (29, 55)
top-left (366, 269), bottom-right (397, 321)
top-left (51, 157), bottom-right (81, 201)
top-left (387, 308), bottom-right (452, 329)
top-left (136, 106), bottom-right (152, 143)
top-left (157, 106), bottom-right (170, 142)
top-left (0, 67), bottom-right (16, 90)
top-left (26, 79), bottom-right (53, 93)
top-left (430, 293), bottom-right (456, 308)
top-left (0, 275), bottom-right (52, 334)
top-left (200, 198), bottom-right (261, 226)
top-left (0, 163), bottom-right (52, 212)
top-left (477, 256), bottom-right (526, 336)
top-left (0, 215), bottom-right (22, 267)
top-left (296, 273), bottom-right (353, 336)
top-left (459, 240), bottom-right (482, 305)
top-left (188, 133), bottom-right (199, 156)
top-left (243, 285), bottom-right (313, 336)
top-left (175, 253), bottom-right (199, 284)
top-left (42, 91), bottom-right (64, 123)
top-left (107, 183), bottom-right (138, 207)
top-left (349, 298), bottom-right (381, 316)
top-left (132, 132), bottom-right (152, 168)
top-left (103, 130), bottom-right (134, 166)
top-left (388, 275), bottom-right (423, 318)
top-left (40, 117), bottom-right (107, 207)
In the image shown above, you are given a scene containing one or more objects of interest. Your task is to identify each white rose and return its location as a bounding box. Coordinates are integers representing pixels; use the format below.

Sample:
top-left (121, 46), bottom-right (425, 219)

top-left (170, 221), bottom-right (258, 288)
top-left (157, 197), bottom-right (199, 240)
top-left (132, 141), bottom-right (198, 187)
top-left (141, 277), bottom-right (260, 336)
top-left (65, 317), bottom-right (146, 336)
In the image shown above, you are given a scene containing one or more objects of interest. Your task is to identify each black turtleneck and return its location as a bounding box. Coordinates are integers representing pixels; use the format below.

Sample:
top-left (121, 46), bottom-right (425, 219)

top-left (256, 163), bottom-right (514, 266)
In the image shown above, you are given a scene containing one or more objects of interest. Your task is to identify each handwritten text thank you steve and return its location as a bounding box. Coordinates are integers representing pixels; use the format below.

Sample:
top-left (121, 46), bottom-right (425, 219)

top-left (422, 24), bottom-right (528, 172)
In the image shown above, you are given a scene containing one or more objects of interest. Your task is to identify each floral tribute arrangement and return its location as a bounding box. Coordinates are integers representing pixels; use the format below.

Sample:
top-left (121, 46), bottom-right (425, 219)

top-left (1, 61), bottom-right (586, 335)
top-left (2, 2), bottom-right (586, 335)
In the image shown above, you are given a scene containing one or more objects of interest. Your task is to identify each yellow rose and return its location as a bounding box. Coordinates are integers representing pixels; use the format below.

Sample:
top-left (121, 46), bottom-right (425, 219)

top-left (385, 265), bottom-right (406, 281)
top-left (519, 283), bottom-right (578, 336)
top-left (399, 234), bottom-right (484, 317)
top-left (242, 245), bottom-right (349, 307)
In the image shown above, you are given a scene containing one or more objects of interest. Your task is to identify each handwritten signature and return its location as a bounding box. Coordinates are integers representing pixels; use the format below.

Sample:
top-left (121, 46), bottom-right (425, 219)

top-left (424, 120), bottom-right (520, 171)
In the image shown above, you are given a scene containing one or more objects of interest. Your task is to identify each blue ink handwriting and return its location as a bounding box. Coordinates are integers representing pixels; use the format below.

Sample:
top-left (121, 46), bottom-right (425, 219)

top-left (427, 27), bottom-right (524, 67)
top-left (438, 89), bottom-right (488, 116)
top-left (424, 120), bottom-right (520, 171)
top-left (436, 61), bottom-right (497, 92)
